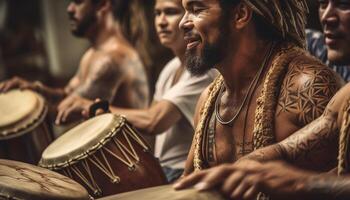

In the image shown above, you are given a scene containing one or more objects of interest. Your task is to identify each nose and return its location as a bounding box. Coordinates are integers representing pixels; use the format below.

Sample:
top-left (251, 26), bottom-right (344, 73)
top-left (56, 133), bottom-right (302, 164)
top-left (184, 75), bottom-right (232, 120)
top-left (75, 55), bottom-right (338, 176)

top-left (67, 2), bottom-right (75, 16)
top-left (320, 2), bottom-right (339, 29)
top-left (158, 13), bottom-right (168, 28)
top-left (179, 11), bottom-right (193, 33)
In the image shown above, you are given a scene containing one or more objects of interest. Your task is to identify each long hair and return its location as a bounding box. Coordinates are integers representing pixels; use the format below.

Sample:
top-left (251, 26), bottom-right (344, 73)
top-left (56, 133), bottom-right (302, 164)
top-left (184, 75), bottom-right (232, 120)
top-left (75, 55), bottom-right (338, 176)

top-left (111, 0), bottom-right (152, 68)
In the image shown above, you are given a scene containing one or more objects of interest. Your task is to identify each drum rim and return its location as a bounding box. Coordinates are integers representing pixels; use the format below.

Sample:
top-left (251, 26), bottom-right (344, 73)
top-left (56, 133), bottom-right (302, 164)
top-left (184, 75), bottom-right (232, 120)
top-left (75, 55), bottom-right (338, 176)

top-left (0, 90), bottom-right (47, 139)
top-left (0, 159), bottom-right (90, 200)
top-left (0, 105), bottom-right (48, 140)
top-left (39, 114), bottom-right (128, 170)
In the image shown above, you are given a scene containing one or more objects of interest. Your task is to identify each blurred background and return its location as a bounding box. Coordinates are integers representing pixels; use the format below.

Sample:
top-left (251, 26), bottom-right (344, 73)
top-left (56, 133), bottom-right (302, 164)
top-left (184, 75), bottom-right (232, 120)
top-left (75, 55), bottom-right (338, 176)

top-left (0, 0), bottom-right (321, 93)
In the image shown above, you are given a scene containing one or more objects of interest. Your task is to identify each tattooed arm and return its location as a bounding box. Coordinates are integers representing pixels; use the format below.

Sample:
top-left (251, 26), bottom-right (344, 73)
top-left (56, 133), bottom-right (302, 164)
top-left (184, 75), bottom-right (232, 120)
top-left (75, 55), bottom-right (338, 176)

top-left (241, 83), bottom-right (350, 170)
top-left (55, 54), bottom-right (124, 124)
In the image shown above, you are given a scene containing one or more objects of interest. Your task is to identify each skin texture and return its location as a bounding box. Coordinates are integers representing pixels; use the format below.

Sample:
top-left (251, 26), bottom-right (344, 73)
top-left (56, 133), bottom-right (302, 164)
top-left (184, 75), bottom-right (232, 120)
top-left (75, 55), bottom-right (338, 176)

top-left (319, 0), bottom-right (350, 65)
top-left (173, 1), bottom-right (350, 199)
top-left (179, 0), bottom-right (343, 176)
top-left (79, 0), bottom-right (188, 136)
top-left (173, 84), bottom-right (350, 199)
top-left (0, 0), bottom-right (149, 125)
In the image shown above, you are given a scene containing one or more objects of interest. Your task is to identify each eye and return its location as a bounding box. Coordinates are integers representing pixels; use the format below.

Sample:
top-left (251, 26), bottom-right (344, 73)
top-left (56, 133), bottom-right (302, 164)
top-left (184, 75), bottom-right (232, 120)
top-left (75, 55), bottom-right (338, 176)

top-left (191, 6), bottom-right (205, 14)
top-left (164, 8), bottom-right (182, 16)
top-left (154, 10), bottom-right (161, 17)
top-left (318, 0), bottom-right (329, 9)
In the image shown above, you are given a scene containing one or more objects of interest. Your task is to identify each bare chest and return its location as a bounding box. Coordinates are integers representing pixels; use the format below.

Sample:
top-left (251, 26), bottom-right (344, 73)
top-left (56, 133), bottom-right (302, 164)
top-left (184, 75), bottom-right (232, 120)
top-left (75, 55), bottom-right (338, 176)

top-left (202, 90), bottom-right (299, 167)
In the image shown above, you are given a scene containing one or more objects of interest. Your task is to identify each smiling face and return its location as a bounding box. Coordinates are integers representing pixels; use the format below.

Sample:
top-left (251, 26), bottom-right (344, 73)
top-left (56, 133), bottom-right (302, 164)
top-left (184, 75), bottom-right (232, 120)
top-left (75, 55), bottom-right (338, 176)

top-left (179, 0), bottom-right (233, 76)
top-left (154, 0), bottom-right (185, 50)
top-left (67, 0), bottom-right (97, 37)
top-left (319, 0), bottom-right (350, 65)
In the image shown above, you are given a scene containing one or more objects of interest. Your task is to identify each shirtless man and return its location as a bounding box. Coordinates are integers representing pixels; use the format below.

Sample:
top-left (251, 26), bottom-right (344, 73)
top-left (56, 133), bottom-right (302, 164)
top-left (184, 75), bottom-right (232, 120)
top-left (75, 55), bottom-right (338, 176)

top-left (176, 0), bottom-right (343, 177)
top-left (77, 0), bottom-right (217, 183)
top-left (0, 0), bottom-right (149, 124)
top-left (174, 1), bottom-right (350, 199)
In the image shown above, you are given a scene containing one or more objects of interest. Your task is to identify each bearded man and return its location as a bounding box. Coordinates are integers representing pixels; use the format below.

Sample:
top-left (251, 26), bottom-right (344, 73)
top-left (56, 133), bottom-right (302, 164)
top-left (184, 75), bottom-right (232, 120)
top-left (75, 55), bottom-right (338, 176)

top-left (0, 0), bottom-right (149, 125)
top-left (177, 0), bottom-right (343, 176)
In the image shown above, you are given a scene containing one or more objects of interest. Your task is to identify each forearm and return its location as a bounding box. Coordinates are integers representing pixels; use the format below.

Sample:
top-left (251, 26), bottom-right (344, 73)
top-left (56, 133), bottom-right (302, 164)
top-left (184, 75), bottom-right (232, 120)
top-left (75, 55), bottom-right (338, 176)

top-left (109, 101), bottom-right (181, 135)
top-left (303, 174), bottom-right (350, 200)
top-left (34, 81), bottom-right (67, 103)
top-left (110, 106), bottom-right (155, 134)
top-left (239, 143), bottom-right (286, 163)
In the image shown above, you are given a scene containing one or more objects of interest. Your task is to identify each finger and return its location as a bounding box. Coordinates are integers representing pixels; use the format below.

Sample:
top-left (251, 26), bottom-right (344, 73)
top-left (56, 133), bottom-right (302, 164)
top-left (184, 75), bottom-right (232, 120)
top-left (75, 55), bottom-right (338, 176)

top-left (173, 171), bottom-right (207, 190)
top-left (242, 185), bottom-right (259, 200)
top-left (221, 171), bottom-right (245, 196)
top-left (96, 108), bottom-right (106, 115)
top-left (231, 175), bottom-right (256, 199)
top-left (0, 83), bottom-right (7, 93)
top-left (3, 81), bottom-right (15, 92)
top-left (55, 110), bottom-right (64, 125)
top-left (61, 106), bottom-right (77, 124)
top-left (81, 109), bottom-right (89, 119)
top-left (194, 164), bottom-right (234, 191)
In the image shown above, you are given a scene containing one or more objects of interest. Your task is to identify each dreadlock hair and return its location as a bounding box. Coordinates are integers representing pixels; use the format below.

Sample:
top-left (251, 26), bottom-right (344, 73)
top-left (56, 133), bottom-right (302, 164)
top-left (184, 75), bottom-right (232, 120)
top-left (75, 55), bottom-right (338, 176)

top-left (218, 0), bottom-right (308, 47)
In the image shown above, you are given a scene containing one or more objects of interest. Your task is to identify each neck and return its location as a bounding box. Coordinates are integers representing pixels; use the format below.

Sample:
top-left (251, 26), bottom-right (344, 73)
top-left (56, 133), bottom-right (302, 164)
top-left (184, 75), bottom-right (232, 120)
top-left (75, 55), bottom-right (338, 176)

top-left (172, 45), bottom-right (186, 66)
top-left (217, 36), bottom-right (272, 97)
top-left (87, 13), bottom-right (126, 49)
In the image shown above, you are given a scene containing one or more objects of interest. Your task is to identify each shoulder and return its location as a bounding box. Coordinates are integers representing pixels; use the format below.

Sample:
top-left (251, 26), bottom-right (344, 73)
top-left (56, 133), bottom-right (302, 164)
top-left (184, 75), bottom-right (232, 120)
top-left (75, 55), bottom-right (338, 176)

top-left (278, 51), bottom-right (343, 125)
top-left (159, 57), bottom-right (182, 78)
top-left (284, 51), bottom-right (343, 91)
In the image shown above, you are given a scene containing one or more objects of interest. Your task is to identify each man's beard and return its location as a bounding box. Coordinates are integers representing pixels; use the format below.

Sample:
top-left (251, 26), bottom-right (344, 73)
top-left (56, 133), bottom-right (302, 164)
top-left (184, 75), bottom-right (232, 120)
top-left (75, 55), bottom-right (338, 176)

top-left (185, 42), bottom-right (223, 76)
top-left (185, 21), bottom-right (229, 76)
top-left (71, 12), bottom-right (96, 37)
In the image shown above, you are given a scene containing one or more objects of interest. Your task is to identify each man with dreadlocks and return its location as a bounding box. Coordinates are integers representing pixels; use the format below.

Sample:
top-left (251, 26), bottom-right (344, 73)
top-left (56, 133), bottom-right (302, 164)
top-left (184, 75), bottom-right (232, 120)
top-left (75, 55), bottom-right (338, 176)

top-left (175, 0), bottom-right (343, 182)
top-left (0, 0), bottom-right (149, 125)
top-left (174, 1), bottom-right (350, 199)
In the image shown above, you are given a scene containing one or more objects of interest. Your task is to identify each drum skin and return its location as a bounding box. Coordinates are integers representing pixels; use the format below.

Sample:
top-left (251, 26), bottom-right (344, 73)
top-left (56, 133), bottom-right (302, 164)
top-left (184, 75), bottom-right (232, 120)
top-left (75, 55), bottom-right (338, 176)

top-left (40, 114), bottom-right (167, 198)
top-left (0, 90), bottom-right (52, 164)
top-left (0, 159), bottom-right (90, 200)
top-left (99, 185), bottom-right (227, 200)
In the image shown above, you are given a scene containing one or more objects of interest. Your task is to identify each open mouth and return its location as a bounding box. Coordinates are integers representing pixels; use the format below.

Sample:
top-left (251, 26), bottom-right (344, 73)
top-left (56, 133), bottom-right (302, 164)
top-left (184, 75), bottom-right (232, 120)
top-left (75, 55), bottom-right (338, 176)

top-left (324, 32), bottom-right (342, 46)
top-left (184, 36), bottom-right (201, 50)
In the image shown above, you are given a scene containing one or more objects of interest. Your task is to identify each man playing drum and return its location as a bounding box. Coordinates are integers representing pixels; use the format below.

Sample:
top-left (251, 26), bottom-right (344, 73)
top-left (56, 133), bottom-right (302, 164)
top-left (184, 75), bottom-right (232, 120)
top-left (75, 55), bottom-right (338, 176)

top-left (175, 0), bottom-right (343, 177)
top-left (0, 0), bottom-right (149, 125)
top-left (175, 1), bottom-right (350, 199)
top-left (75, 0), bottom-right (217, 183)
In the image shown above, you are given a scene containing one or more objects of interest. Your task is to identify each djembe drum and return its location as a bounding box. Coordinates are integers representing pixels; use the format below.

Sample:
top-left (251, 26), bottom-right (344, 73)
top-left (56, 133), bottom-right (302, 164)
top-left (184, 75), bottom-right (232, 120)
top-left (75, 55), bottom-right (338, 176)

top-left (39, 113), bottom-right (167, 198)
top-left (0, 89), bottom-right (52, 164)
top-left (0, 159), bottom-right (90, 200)
top-left (99, 185), bottom-right (227, 200)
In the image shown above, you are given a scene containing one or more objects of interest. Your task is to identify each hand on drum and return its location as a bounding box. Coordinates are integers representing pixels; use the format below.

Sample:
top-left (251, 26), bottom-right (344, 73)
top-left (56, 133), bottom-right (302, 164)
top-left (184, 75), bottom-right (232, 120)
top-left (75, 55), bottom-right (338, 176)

top-left (56, 94), bottom-right (92, 124)
top-left (173, 160), bottom-right (313, 200)
top-left (0, 76), bottom-right (37, 93)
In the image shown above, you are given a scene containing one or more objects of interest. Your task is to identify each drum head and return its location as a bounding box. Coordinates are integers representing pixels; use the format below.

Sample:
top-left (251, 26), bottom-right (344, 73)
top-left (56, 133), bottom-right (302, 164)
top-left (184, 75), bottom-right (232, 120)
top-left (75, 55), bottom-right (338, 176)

top-left (100, 185), bottom-right (226, 200)
top-left (0, 90), bottom-right (45, 137)
top-left (0, 159), bottom-right (89, 200)
top-left (41, 114), bottom-right (123, 168)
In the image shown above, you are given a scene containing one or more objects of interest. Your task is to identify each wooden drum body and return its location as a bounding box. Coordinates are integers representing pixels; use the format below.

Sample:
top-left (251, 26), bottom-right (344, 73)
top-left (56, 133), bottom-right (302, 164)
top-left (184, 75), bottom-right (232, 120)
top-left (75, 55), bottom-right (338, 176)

top-left (99, 185), bottom-right (227, 200)
top-left (40, 114), bottom-right (167, 198)
top-left (0, 159), bottom-right (90, 200)
top-left (0, 90), bottom-right (52, 164)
